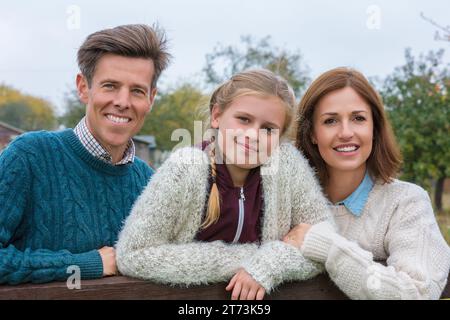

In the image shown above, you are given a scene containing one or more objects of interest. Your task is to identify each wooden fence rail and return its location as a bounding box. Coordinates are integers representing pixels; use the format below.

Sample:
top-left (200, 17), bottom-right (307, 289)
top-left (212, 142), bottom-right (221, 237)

top-left (0, 272), bottom-right (448, 300)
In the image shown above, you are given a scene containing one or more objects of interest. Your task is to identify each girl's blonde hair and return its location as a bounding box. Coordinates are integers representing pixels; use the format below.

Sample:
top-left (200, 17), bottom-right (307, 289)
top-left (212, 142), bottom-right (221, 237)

top-left (202, 69), bottom-right (296, 229)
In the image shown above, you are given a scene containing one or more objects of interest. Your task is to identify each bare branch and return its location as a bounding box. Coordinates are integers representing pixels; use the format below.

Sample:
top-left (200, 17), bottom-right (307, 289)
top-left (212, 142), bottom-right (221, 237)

top-left (420, 12), bottom-right (450, 42)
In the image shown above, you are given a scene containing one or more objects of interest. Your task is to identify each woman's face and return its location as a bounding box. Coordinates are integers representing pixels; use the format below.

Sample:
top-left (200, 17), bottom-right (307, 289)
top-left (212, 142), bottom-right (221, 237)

top-left (211, 94), bottom-right (286, 169)
top-left (312, 86), bottom-right (373, 176)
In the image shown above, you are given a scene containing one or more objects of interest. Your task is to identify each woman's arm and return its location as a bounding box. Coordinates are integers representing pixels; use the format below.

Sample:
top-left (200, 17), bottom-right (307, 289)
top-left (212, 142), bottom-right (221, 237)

top-left (300, 184), bottom-right (450, 299)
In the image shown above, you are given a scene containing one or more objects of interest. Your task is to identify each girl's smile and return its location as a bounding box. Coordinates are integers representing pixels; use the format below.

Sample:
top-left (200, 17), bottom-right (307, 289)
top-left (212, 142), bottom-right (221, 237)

top-left (211, 94), bottom-right (286, 169)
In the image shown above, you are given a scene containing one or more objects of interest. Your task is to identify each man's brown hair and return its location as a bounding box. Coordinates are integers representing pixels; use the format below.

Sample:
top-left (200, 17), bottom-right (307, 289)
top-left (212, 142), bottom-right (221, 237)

top-left (77, 24), bottom-right (171, 88)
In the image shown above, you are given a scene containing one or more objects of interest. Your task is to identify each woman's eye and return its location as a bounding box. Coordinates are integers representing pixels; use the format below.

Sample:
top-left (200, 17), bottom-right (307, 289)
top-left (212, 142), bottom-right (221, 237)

top-left (354, 115), bottom-right (366, 122)
top-left (238, 117), bottom-right (249, 123)
top-left (324, 118), bottom-right (336, 125)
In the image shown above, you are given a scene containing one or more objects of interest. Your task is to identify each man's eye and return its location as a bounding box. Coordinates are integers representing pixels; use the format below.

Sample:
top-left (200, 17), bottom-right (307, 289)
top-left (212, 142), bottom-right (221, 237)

top-left (133, 89), bottom-right (145, 95)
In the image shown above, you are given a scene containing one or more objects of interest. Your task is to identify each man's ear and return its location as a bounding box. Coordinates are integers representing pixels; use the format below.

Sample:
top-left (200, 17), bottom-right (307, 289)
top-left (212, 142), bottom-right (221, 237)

top-left (76, 73), bottom-right (89, 104)
top-left (148, 87), bottom-right (157, 112)
top-left (210, 104), bottom-right (221, 129)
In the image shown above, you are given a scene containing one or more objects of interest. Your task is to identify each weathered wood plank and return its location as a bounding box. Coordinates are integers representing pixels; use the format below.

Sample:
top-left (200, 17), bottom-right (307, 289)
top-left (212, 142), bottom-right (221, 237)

top-left (0, 272), bottom-right (448, 300)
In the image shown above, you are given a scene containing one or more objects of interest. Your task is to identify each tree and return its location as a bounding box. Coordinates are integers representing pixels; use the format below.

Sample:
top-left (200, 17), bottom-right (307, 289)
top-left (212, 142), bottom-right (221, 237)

top-left (381, 49), bottom-right (450, 212)
top-left (203, 35), bottom-right (310, 96)
top-left (0, 85), bottom-right (56, 130)
top-left (139, 84), bottom-right (207, 151)
top-left (0, 102), bottom-right (33, 129)
top-left (59, 89), bottom-right (86, 128)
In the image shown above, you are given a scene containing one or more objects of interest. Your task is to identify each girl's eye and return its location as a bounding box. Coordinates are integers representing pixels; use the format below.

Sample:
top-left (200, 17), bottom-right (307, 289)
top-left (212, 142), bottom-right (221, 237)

top-left (324, 118), bottom-right (337, 125)
top-left (263, 127), bottom-right (275, 134)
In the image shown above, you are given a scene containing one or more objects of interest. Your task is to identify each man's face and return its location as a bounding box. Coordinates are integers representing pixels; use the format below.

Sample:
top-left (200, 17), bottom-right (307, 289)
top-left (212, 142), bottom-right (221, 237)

top-left (76, 54), bottom-right (156, 155)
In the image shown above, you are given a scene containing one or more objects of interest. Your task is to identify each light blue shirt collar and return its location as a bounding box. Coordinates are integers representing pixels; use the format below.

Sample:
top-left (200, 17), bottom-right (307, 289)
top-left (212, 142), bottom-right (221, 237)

top-left (336, 171), bottom-right (374, 217)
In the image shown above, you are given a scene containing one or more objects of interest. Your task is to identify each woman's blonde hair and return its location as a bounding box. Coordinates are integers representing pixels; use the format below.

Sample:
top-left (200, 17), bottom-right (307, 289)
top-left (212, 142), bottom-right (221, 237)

top-left (202, 69), bottom-right (296, 229)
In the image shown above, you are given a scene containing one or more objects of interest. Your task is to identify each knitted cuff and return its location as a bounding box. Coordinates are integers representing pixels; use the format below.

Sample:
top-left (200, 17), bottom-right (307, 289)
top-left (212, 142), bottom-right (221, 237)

top-left (241, 241), bottom-right (293, 293)
top-left (301, 221), bottom-right (338, 263)
top-left (72, 249), bottom-right (104, 280)
top-left (241, 262), bottom-right (274, 293)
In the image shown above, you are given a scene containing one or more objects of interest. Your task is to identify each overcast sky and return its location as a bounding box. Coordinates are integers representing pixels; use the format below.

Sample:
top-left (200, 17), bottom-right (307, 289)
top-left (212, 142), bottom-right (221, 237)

top-left (0, 0), bottom-right (448, 114)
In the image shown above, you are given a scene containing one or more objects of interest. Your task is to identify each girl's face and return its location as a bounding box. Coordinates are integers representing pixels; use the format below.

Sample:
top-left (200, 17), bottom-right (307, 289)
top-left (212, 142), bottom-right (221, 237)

top-left (211, 94), bottom-right (286, 169)
top-left (312, 87), bottom-right (373, 177)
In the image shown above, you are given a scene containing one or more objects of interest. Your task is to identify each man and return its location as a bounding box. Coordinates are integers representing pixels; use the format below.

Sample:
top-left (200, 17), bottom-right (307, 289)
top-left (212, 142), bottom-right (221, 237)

top-left (0, 24), bottom-right (170, 284)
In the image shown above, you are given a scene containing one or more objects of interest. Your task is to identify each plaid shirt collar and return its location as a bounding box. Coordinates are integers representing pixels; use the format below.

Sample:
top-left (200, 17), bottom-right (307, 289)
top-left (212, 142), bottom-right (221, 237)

top-left (74, 117), bottom-right (135, 165)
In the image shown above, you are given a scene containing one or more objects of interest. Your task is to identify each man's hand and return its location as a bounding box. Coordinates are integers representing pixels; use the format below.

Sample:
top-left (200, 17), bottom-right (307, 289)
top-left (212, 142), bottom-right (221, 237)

top-left (98, 246), bottom-right (118, 277)
top-left (283, 223), bottom-right (312, 249)
top-left (226, 268), bottom-right (265, 300)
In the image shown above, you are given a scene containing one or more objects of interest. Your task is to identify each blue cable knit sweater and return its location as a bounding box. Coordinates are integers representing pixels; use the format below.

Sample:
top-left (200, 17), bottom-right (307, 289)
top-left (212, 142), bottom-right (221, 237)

top-left (0, 129), bottom-right (153, 284)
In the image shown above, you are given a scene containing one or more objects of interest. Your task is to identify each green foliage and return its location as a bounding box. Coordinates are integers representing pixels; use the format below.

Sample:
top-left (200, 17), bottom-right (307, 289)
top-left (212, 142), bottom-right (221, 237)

top-left (0, 102), bottom-right (33, 129)
top-left (139, 84), bottom-right (207, 151)
top-left (381, 49), bottom-right (450, 190)
top-left (203, 35), bottom-right (310, 97)
top-left (0, 85), bottom-right (56, 130)
top-left (59, 89), bottom-right (86, 128)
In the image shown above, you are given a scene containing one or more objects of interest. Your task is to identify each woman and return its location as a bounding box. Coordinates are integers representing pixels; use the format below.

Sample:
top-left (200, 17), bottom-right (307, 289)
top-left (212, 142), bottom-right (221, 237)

top-left (116, 69), bottom-right (332, 300)
top-left (284, 67), bottom-right (450, 299)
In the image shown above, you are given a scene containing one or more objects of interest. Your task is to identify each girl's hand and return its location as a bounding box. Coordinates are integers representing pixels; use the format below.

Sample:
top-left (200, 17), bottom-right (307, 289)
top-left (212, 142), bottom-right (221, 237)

top-left (283, 223), bottom-right (312, 249)
top-left (226, 268), bottom-right (265, 300)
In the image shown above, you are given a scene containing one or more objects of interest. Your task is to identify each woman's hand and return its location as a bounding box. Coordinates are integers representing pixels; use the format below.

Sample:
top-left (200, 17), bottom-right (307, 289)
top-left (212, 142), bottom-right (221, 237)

top-left (283, 223), bottom-right (312, 249)
top-left (226, 268), bottom-right (265, 300)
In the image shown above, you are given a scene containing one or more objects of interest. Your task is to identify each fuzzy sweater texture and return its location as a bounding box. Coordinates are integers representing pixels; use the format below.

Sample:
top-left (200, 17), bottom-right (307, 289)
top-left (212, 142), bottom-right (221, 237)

top-left (116, 143), bottom-right (332, 292)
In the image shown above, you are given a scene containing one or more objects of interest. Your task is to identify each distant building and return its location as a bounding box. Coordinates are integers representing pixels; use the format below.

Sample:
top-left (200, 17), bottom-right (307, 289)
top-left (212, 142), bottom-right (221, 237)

top-left (0, 121), bottom-right (24, 152)
top-left (133, 135), bottom-right (158, 168)
top-left (133, 135), bottom-right (170, 169)
top-left (0, 122), bottom-right (166, 168)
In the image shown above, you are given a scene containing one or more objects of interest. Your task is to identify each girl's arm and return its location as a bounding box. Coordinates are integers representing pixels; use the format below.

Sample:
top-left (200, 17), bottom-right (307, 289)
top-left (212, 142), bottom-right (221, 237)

top-left (240, 144), bottom-right (332, 292)
top-left (116, 148), bottom-right (258, 286)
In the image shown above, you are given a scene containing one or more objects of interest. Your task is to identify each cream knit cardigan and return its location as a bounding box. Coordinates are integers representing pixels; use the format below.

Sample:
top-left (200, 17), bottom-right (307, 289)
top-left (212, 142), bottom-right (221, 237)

top-left (301, 180), bottom-right (450, 299)
top-left (116, 143), bottom-right (332, 292)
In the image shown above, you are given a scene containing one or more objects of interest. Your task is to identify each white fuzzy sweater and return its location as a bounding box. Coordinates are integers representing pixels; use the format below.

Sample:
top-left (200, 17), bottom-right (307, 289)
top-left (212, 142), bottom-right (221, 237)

top-left (301, 179), bottom-right (450, 299)
top-left (116, 143), bottom-right (332, 292)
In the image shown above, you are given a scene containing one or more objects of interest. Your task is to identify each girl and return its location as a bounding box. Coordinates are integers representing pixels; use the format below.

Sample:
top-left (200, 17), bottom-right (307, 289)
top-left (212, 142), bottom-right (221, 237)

top-left (116, 69), bottom-right (332, 300)
top-left (285, 67), bottom-right (450, 299)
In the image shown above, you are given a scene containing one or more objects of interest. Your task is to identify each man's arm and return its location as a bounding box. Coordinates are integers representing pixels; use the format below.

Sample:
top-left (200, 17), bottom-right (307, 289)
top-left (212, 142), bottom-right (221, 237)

top-left (0, 142), bottom-right (104, 284)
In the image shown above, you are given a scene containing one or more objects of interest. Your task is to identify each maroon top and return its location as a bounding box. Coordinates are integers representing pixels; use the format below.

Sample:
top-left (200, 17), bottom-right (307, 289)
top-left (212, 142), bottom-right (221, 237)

top-left (195, 143), bottom-right (263, 244)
